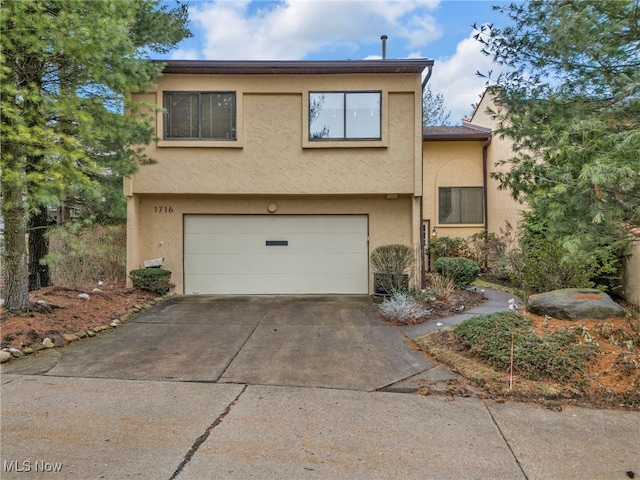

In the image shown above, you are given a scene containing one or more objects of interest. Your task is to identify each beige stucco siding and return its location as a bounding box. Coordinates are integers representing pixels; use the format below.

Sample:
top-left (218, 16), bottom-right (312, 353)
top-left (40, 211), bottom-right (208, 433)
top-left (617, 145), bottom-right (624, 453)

top-left (623, 241), bottom-right (640, 306)
top-left (469, 91), bottom-right (524, 233)
top-left (126, 194), bottom-right (416, 294)
top-left (130, 75), bottom-right (419, 196)
top-left (422, 141), bottom-right (486, 239)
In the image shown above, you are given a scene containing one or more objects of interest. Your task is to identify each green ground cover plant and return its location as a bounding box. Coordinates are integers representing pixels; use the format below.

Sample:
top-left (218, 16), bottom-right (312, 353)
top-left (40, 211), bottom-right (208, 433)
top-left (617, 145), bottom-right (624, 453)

top-left (453, 311), bottom-right (598, 385)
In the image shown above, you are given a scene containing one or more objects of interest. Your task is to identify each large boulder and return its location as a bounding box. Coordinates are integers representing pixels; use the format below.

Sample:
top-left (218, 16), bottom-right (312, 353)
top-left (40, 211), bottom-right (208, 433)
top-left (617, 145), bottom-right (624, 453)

top-left (527, 288), bottom-right (625, 320)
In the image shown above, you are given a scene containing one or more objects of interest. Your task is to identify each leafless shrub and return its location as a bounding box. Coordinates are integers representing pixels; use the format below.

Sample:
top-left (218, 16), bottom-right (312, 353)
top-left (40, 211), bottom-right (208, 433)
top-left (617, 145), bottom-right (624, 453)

top-left (47, 224), bottom-right (126, 288)
top-left (370, 244), bottom-right (415, 294)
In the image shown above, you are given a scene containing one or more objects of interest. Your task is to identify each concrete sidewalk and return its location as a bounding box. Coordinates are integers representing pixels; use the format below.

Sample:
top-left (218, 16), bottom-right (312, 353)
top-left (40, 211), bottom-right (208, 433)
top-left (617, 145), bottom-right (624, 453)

top-left (1, 376), bottom-right (638, 479)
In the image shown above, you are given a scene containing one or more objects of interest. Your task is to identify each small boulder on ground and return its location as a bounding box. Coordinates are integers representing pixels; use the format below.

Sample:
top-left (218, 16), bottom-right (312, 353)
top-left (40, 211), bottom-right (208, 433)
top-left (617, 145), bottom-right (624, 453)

top-left (527, 288), bottom-right (625, 320)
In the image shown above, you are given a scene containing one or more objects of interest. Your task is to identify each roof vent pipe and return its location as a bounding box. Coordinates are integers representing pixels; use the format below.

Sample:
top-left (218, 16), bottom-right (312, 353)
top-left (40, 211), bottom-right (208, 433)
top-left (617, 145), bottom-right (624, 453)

top-left (381, 35), bottom-right (387, 59)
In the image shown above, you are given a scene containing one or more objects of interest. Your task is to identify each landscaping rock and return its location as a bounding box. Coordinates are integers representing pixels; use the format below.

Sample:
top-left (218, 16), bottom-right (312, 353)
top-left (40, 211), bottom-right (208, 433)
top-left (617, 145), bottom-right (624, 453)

top-left (527, 288), bottom-right (626, 320)
top-left (42, 338), bottom-right (55, 348)
top-left (9, 348), bottom-right (24, 358)
top-left (74, 330), bottom-right (88, 339)
top-left (21, 347), bottom-right (34, 355)
top-left (77, 293), bottom-right (90, 300)
top-left (62, 333), bottom-right (80, 343)
top-left (1, 350), bottom-right (12, 363)
top-left (86, 330), bottom-right (96, 337)
top-left (52, 335), bottom-right (65, 347)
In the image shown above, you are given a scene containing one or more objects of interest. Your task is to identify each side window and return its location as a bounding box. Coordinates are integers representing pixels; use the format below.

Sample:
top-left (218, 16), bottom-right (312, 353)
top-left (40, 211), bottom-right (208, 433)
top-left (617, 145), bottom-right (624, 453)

top-left (309, 91), bottom-right (381, 140)
top-left (164, 91), bottom-right (236, 140)
top-left (439, 187), bottom-right (484, 224)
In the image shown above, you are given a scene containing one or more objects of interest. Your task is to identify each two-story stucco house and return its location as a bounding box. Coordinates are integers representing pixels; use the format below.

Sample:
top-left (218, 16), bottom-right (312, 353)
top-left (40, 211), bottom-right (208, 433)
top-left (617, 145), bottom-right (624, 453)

top-left (126, 59), bottom-right (434, 295)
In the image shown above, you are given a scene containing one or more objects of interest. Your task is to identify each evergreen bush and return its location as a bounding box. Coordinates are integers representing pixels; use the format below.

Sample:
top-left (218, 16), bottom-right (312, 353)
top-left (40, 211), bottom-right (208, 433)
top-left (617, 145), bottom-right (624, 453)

top-left (434, 257), bottom-right (480, 287)
top-left (129, 268), bottom-right (172, 295)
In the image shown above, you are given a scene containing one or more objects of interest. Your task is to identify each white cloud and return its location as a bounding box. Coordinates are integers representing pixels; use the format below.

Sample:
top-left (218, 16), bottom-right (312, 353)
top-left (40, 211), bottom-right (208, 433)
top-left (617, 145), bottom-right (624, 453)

top-left (428, 33), bottom-right (498, 123)
top-left (190, 0), bottom-right (442, 60)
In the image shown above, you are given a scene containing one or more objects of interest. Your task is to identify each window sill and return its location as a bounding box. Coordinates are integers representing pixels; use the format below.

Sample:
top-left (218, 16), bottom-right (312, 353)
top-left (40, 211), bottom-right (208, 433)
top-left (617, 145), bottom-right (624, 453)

top-left (436, 223), bottom-right (485, 228)
top-left (157, 139), bottom-right (243, 148)
top-left (302, 138), bottom-right (388, 149)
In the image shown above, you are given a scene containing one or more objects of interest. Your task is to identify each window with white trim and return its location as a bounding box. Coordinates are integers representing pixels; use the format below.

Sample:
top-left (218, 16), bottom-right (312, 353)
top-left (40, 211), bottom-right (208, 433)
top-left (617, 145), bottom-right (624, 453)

top-left (309, 91), bottom-right (381, 140)
top-left (439, 187), bottom-right (484, 224)
top-left (163, 92), bottom-right (236, 140)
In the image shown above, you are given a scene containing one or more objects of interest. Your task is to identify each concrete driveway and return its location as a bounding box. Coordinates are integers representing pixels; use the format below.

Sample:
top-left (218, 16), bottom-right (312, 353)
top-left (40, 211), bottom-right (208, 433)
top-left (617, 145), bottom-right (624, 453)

top-left (16, 295), bottom-right (433, 391)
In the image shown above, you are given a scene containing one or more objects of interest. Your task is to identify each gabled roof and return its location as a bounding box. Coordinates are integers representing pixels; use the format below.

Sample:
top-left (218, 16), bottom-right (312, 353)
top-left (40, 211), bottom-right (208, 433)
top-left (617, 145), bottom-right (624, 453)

top-left (157, 59), bottom-right (434, 75)
top-left (422, 124), bottom-right (491, 141)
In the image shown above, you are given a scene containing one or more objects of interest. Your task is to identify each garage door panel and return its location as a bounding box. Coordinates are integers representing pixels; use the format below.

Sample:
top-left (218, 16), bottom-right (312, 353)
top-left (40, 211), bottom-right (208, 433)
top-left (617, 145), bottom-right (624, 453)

top-left (185, 215), bottom-right (365, 234)
top-left (186, 273), bottom-right (368, 295)
top-left (184, 215), bottom-right (368, 294)
top-left (185, 253), bottom-right (368, 275)
top-left (184, 233), bottom-right (366, 255)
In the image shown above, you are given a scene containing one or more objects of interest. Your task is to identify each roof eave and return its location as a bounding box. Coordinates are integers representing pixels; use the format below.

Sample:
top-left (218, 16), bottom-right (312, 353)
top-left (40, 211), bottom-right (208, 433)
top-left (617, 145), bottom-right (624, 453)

top-left (155, 59), bottom-right (434, 75)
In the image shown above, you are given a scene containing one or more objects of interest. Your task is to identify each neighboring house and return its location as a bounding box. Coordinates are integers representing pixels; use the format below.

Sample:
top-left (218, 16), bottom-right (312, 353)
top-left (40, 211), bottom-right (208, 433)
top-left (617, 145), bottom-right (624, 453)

top-left (422, 88), bottom-right (523, 243)
top-left (126, 59), bottom-right (433, 295)
top-left (426, 89), bottom-right (639, 307)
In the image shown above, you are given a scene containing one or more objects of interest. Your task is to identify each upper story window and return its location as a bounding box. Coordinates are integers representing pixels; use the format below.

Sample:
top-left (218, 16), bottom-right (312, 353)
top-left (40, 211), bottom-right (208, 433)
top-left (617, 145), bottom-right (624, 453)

top-left (309, 91), bottom-right (381, 140)
top-left (163, 91), bottom-right (236, 140)
top-left (439, 187), bottom-right (484, 224)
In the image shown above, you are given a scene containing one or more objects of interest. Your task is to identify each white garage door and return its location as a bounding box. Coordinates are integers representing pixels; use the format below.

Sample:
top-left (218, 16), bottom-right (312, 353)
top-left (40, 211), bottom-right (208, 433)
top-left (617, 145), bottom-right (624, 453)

top-left (184, 215), bottom-right (369, 294)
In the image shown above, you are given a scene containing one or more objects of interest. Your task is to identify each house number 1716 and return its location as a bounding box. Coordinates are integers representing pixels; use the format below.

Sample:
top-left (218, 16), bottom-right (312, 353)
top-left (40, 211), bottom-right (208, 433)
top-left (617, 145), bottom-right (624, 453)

top-left (154, 206), bottom-right (174, 213)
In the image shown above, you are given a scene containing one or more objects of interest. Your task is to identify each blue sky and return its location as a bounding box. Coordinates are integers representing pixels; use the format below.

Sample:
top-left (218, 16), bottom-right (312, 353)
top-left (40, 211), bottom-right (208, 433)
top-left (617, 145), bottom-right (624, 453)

top-left (160, 1), bottom-right (513, 123)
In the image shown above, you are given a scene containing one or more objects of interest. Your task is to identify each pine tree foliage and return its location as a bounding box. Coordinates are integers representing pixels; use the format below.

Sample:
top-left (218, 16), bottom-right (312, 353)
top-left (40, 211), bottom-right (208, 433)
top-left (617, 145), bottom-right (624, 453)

top-left (474, 0), bottom-right (640, 291)
top-left (0, 0), bottom-right (191, 309)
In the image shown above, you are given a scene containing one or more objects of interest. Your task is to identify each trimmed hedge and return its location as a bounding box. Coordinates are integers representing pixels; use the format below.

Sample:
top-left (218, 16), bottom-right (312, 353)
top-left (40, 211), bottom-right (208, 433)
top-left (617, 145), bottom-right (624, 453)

top-left (129, 268), bottom-right (172, 295)
top-left (434, 257), bottom-right (480, 287)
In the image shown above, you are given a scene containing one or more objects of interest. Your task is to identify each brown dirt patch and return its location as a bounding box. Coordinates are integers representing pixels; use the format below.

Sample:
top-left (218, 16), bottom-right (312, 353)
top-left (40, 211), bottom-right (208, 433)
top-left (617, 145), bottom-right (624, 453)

top-left (1, 283), bottom-right (156, 350)
top-left (572, 293), bottom-right (603, 300)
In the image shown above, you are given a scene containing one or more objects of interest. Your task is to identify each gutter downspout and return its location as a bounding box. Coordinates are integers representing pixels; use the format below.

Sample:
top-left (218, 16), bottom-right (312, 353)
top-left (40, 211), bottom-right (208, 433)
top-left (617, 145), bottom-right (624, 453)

top-left (420, 65), bottom-right (433, 289)
top-left (482, 137), bottom-right (492, 233)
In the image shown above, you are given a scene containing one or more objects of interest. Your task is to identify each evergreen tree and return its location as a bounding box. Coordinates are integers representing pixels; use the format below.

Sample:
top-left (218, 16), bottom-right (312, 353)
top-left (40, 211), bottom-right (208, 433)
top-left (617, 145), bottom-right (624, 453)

top-left (1, 0), bottom-right (191, 309)
top-left (475, 0), bottom-right (640, 291)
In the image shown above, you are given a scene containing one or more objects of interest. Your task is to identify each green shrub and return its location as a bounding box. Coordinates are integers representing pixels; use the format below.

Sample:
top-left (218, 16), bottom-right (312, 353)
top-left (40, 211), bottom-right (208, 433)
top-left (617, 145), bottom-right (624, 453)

top-left (426, 236), bottom-right (471, 259)
top-left (453, 312), bottom-right (598, 384)
top-left (516, 229), bottom-right (593, 294)
top-left (129, 268), bottom-right (172, 295)
top-left (370, 244), bottom-right (415, 294)
top-left (434, 257), bottom-right (480, 287)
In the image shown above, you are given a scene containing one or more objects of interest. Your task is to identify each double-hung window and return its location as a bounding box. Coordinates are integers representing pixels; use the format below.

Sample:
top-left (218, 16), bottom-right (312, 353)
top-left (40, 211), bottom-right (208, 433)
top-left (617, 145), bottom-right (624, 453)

top-left (439, 187), bottom-right (484, 224)
top-left (163, 91), bottom-right (236, 140)
top-left (309, 91), bottom-right (381, 140)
